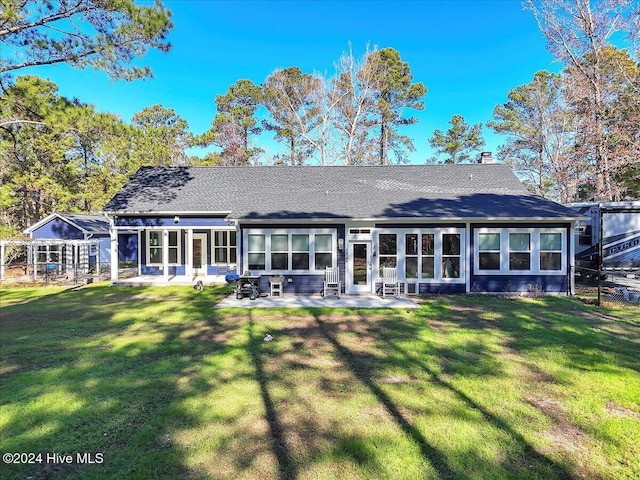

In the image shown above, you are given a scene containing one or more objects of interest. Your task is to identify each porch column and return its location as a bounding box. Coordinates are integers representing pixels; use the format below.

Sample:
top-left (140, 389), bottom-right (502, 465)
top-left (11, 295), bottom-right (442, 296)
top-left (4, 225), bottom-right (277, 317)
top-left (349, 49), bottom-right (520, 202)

top-left (110, 228), bottom-right (119, 283)
top-left (465, 222), bottom-right (471, 293)
top-left (163, 229), bottom-right (169, 281)
top-left (33, 244), bottom-right (38, 280)
top-left (186, 229), bottom-right (193, 278)
top-left (137, 230), bottom-right (142, 276)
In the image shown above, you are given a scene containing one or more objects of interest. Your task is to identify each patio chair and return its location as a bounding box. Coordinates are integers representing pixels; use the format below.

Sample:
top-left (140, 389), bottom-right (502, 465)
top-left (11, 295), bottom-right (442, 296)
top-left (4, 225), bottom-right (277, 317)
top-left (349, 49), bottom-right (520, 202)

top-left (323, 266), bottom-right (341, 298)
top-left (382, 267), bottom-right (399, 298)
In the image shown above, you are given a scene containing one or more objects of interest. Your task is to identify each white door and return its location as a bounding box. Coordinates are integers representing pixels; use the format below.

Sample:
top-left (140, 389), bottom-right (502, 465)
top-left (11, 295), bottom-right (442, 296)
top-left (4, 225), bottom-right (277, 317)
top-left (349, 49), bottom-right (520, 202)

top-left (348, 242), bottom-right (372, 294)
top-left (192, 234), bottom-right (207, 276)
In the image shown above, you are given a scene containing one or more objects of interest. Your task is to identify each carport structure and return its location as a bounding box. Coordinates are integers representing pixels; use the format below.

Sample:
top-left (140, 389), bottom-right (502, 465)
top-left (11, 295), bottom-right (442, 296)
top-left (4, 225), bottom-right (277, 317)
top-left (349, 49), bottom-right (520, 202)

top-left (0, 238), bottom-right (104, 282)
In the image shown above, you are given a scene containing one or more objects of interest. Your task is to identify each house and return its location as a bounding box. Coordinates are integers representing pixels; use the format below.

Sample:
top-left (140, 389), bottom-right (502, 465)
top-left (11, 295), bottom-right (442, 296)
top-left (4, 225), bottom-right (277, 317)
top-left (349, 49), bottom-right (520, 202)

top-left (104, 163), bottom-right (581, 295)
top-left (23, 212), bottom-right (111, 273)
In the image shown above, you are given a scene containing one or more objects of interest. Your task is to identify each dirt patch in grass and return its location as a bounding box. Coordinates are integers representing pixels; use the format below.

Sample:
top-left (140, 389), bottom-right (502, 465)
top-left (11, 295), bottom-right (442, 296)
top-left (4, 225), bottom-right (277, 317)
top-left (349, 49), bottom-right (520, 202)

top-left (527, 395), bottom-right (608, 479)
top-left (605, 401), bottom-right (640, 419)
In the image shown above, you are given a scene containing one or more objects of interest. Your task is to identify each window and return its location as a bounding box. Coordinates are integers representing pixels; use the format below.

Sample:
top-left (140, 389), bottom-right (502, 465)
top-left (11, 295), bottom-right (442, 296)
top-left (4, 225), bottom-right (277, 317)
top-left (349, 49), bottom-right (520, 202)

top-left (147, 230), bottom-right (180, 265)
top-left (214, 230), bottom-right (237, 264)
top-left (475, 228), bottom-right (566, 274)
top-left (36, 245), bottom-right (60, 263)
top-left (291, 234), bottom-right (309, 270)
top-left (37, 245), bottom-right (48, 263)
top-left (378, 229), bottom-right (464, 282)
top-left (405, 234), bottom-right (418, 279)
top-left (248, 234), bottom-right (265, 270)
top-left (509, 233), bottom-right (530, 270)
top-left (442, 234), bottom-right (461, 278)
top-left (168, 231), bottom-right (179, 264)
top-left (421, 234), bottom-right (435, 278)
top-left (315, 234), bottom-right (333, 270)
top-left (478, 233), bottom-right (501, 270)
top-left (540, 233), bottom-right (562, 271)
top-left (149, 231), bottom-right (162, 264)
top-left (244, 229), bottom-right (335, 272)
top-left (271, 234), bottom-right (289, 270)
top-left (379, 234), bottom-right (397, 268)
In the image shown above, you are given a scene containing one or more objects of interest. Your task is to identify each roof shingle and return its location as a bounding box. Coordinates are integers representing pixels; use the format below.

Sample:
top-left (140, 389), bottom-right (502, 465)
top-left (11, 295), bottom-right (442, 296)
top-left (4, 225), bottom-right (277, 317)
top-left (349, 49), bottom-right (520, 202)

top-left (104, 165), bottom-right (577, 220)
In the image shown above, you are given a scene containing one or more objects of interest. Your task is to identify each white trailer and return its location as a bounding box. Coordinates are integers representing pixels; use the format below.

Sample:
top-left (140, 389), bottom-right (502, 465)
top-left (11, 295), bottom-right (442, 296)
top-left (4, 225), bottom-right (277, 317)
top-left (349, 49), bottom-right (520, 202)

top-left (566, 201), bottom-right (640, 278)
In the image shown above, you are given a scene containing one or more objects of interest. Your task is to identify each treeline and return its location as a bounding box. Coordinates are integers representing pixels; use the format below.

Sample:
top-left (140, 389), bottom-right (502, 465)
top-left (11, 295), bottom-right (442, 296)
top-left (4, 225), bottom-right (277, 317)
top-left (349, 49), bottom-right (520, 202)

top-left (1, 0), bottom-right (639, 241)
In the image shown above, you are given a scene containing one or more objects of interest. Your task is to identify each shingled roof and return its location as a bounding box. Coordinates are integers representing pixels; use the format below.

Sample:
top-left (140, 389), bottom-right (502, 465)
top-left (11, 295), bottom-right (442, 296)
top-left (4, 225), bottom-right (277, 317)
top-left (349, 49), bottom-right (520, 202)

top-left (104, 164), bottom-right (578, 221)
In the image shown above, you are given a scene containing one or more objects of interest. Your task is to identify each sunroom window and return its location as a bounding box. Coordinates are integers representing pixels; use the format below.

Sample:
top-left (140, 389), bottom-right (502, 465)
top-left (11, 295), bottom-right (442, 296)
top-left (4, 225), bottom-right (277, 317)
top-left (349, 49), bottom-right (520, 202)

top-left (421, 234), bottom-right (435, 278)
top-left (379, 234), bottom-right (397, 269)
top-left (147, 230), bottom-right (180, 265)
top-left (442, 234), bottom-right (460, 278)
top-left (405, 234), bottom-right (418, 279)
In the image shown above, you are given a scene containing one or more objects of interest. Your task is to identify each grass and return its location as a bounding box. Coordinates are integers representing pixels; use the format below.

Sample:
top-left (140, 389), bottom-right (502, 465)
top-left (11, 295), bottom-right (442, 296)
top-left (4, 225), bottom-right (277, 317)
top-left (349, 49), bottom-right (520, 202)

top-left (0, 284), bottom-right (638, 480)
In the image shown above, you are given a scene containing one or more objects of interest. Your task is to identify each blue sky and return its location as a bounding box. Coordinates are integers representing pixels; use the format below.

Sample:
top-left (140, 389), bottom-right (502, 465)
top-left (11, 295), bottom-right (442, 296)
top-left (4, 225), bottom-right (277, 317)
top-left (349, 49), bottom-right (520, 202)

top-left (20, 0), bottom-right (560, 163)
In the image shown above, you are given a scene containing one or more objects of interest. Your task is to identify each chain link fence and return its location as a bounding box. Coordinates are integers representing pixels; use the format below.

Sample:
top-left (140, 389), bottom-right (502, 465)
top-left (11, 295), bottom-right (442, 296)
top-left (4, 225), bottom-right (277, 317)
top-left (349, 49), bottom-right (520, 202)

top-left (0, 260), bottom-right (111, 286)
top-left (575, 267), bottom-right (640, 306)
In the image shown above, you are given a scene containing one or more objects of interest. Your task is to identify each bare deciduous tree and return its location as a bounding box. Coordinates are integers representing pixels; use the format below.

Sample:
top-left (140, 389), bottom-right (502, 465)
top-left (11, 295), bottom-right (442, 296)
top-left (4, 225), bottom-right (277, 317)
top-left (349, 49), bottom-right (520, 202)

top-left (525, 0), bottom-right (639, 200)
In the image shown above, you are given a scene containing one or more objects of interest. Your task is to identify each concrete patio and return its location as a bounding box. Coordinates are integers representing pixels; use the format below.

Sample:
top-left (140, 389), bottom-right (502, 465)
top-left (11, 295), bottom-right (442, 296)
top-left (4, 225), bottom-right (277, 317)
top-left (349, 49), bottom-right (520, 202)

top-left (214, 294), bottom-right (420, 309)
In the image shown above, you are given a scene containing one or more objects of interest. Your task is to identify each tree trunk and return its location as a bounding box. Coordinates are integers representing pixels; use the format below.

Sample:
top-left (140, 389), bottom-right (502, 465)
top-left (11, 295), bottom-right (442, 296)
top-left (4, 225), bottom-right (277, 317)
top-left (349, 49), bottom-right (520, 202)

top-left (380, 122), bottom-right (388, 165)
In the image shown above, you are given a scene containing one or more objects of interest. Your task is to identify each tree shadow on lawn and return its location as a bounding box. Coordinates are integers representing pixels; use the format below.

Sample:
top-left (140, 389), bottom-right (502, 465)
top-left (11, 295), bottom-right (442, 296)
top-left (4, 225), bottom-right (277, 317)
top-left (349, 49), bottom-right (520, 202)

top-left (0, 285), bottom-right (264, 480)
top-left (480, 296), bottom-right (640, 375)
top-left (310, 309), bottom-right (576, 480)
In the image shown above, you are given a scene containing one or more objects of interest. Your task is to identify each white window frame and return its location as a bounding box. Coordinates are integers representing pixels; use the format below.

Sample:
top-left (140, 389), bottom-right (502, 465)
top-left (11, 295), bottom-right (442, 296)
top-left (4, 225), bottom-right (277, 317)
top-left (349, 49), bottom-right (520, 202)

top-left (242, 228), bottom-right (337, 273)
top-left (146, 230), bottom-right (181, 266)
top-left (474, 228), bottom-right (567, 275)
top-left (213, 229), bottom-right (237, 265)
top-left (539, 232), bottom-right (564, 272)
top-left (375, 228), bottom-right (466, 284)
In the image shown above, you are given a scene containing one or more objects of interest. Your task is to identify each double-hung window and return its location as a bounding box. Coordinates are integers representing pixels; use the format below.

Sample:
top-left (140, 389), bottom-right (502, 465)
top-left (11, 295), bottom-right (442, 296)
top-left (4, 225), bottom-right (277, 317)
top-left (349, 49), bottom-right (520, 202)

top-left (248, 234), bottom-right (266, 270)
top-left (478, 233), bottom-right (501, 270)
top-left (291, 234), bottom-right (310, 270)
top-left (271, 234), bottom-right (289, 270)
top-left (244, 229), bottom-right (335, 272)
top-left (315, 234), bottom-right (333, 270)
top-left (540, 233), bottom-right (562, 271)
top-left (509, 233), bottom-right (531, 270)
top-left (475, 228), bottom-right (566, 274)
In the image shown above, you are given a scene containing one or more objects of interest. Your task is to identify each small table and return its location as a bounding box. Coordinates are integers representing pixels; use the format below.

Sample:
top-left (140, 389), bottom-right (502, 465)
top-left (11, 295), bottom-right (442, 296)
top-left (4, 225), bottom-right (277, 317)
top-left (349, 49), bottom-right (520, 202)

top-left (236, 275), bottom-right (260, 300)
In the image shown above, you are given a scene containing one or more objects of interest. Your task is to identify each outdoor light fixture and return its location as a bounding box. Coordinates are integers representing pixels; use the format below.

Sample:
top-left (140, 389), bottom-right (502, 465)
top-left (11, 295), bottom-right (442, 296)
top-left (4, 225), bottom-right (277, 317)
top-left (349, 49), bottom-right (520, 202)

top-left (173, 216), bottom-right (180, 224)
top-left (338, 238), bottom-right (344, 251)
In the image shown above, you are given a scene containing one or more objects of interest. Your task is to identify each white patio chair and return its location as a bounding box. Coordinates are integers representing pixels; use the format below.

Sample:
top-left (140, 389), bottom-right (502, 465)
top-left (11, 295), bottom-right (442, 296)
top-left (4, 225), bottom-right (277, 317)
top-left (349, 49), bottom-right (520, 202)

top-left (382, 267), bottom-right (399, 298)
top-left (323, 266), bottom-right (341, 298)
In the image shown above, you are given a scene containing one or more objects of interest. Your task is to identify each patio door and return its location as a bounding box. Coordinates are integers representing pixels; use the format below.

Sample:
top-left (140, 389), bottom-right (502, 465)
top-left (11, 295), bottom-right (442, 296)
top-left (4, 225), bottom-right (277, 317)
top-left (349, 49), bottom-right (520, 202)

top-left (192, 234), bottom-right (207, 277)
top-left (348, 242), bottom-right (372, 294)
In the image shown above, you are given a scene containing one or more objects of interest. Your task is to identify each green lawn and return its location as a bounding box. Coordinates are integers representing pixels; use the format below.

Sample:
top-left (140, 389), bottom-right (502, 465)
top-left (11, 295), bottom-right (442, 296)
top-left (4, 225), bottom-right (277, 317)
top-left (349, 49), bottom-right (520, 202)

top-left (1, 284), bottom-right (638, 480)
